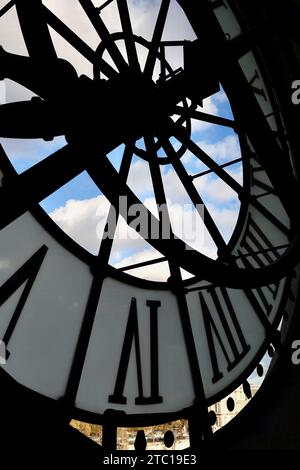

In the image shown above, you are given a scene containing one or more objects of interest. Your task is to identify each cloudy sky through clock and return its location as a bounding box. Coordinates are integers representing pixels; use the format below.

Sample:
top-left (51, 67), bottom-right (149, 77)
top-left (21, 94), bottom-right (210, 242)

top-left (0, 0), bottom-right (243, 282)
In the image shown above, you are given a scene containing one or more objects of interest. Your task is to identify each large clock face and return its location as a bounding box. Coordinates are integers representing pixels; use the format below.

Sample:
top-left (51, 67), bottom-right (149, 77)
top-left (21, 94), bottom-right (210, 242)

top-left (0, 0), bottom-right (298, 429)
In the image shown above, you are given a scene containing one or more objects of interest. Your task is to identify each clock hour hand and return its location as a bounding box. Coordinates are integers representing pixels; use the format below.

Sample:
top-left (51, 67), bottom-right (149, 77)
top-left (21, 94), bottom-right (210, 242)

top-left (0, 48), bottom-right (75, 140)
top-left (0, 99), bottom-right (64, 140)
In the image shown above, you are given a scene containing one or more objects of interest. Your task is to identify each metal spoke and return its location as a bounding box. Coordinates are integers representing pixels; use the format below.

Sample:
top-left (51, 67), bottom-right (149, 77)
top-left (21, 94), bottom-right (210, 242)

top-left (0, 0), bottom-right (15, 18)
top-left (16, 0), bottom-right (57, 61)
top-left (97, 0), bottom-right (115, 13)
top-left (145, 134), bottom-right (212, 442)
top-left (79, 0), bottom-right (128, 73)
top-left (192, 158), bottom-right (242, 181)
top-left (0, 50), bottom-right (56, 98)
top-left (234, 244), bottom-right (290, 261)
top-left (85, 146), bottom-right (193, 271)
top-left (0, 144), bottom-right (85, 229)
top-left (119, 256), bottom-right (167, 272)
top-left (251, 198), bottom-right (290, 236)
top-left (173, 105), bottom-right (237, 130)
top-left (43, 4), bottom-right (117, 79)
top-left (172, 121), bottom-right (244, 196)
top-left (162, 138), bottom-right (227, 253)
top-left (97, 143), bottom-right (135, 266)
top-left (144, 0), bottom-right (171, 78)
top-left (145, 134), bottom-right (176, 246)
top-left (117, 0), bottom-right (140, 71)
top-left (63, 143), bottom-right (134, 406)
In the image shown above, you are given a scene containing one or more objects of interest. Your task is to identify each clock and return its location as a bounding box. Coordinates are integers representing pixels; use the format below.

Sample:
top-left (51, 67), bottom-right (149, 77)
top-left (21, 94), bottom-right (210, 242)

top-left (0, 0), bottom-right (299, 450)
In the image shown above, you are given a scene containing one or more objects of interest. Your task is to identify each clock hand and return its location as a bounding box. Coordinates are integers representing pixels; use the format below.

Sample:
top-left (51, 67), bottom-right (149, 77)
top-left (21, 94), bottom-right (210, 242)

top-left (42, 4), bottom-right (118, 80)
top-left (0, 99), bottom-right (64, 139)
top-left (78, 0), bottom-right (128, 74)
top-left (0, 48), bottom-right (77, 101)
top-left (116, 0), bottom-right (140, 72)
top-left (143, 0), bottom-right (171, 79)
top-left (16, 0), bottom-right (57, 63)
top-left (0, 144), bottom-right (86, 230)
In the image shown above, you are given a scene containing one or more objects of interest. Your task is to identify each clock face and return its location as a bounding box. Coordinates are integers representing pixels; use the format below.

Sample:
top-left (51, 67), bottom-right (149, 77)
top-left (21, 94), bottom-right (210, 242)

top-left (0, 0), bottom-right (298, 429)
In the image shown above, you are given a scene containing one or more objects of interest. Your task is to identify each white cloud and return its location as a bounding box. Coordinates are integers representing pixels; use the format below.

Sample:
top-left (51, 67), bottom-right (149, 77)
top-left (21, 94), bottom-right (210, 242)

top-left (214, 90), bottom-right (228, 104)
top-left (180, 134), bottom-right (241, 174)
top-left (209, 204), bottom-right (240, 235)
top-left (194, 166), bottom-right (243, 203)
top-left (162, 158), bottom-right (242, 208)
top-left (45, 0), bottom-right (100, 49)
top-left (1, 136), bottom-right (66, 167)
top-left (190, 90), bottom-right (232, 133)
top-left (127, 159), bottom-right (154, 198)
top-left (49, 193), bottom-right (165, 260)
top-left (114, 248), bottom-right (170, 282)
top-left (49, 195), bottom-right (110, 254)
top-left (192, 96), bottom-right (219, 132)
top-left (0, 5), bottom-right (28, 56)
top-left (197, 134), bottom-right (241, 163)
top-left (47, 185), bottom-right (240, 280)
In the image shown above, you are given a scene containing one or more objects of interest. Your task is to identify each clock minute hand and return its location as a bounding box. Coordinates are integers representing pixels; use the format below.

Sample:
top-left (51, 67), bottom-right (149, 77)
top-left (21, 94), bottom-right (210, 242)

top-left (0, 47), bottom-right (78, 102)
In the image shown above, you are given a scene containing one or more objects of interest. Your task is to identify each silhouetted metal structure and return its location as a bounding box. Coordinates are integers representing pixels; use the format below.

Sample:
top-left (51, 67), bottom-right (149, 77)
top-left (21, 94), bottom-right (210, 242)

top-left (0, 0), bottom-right (299, 462)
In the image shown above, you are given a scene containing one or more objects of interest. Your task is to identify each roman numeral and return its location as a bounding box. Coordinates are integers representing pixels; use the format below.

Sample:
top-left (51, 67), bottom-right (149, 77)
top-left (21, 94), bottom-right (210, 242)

top-left (237, 215), bottom-right (281, 315)
top-left (237, 214), bottom-right (283, 276)
top-left (250, 153), bottom-right (290, 236)
top-left (239, 215), bottom-right (281, 268)
top-left (240, 255), bottom-right (277, 317)
top-left (109, 298), bottom-right (162, 405)
top-left (200, 287), bottom-right (250, 384)
top-left (0, 245), bottom-right (48, 356)
top-left (249, 69), bottom-right (267, 101)
top-left (252, 177), bottom-right (275, 196)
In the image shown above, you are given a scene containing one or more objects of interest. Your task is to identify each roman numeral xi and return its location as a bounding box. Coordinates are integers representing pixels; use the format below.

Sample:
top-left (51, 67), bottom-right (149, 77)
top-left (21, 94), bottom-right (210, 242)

top-left (0, 245), bottom-right (48, 357)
